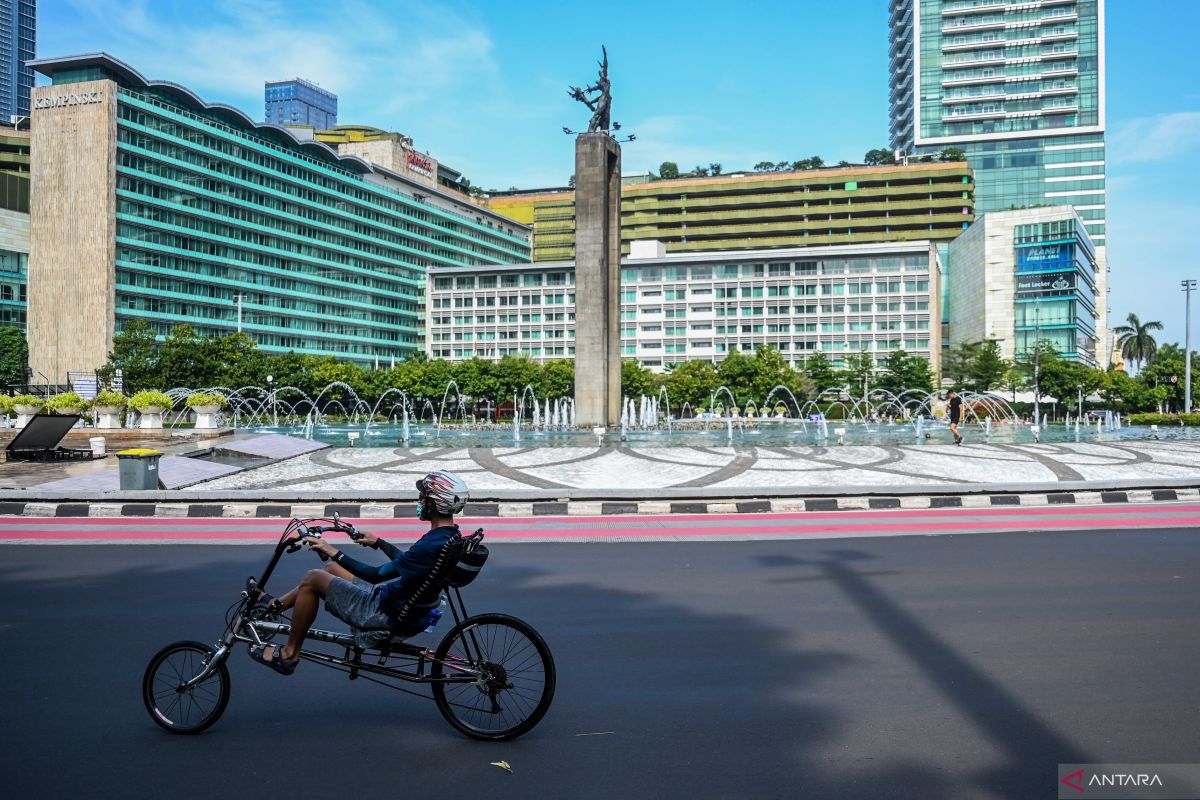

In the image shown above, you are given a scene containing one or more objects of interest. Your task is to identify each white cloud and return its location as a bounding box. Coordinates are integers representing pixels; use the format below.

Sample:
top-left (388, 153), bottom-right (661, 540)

top-left (50, 0), bottom-right (497, 118)
top-left (1109, 111), bottom-right (1200, 164)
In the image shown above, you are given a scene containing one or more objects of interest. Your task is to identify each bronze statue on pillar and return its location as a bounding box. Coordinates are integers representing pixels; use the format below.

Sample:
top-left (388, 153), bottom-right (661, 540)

top-left (568, 46), bottom-right (614, 133)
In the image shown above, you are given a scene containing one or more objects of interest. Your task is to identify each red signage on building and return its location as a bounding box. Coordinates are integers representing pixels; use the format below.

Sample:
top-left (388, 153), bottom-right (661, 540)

top-left (406, 151), bottom-right (434, 177)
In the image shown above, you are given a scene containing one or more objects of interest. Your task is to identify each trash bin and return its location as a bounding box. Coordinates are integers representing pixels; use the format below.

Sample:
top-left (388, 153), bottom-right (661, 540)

top-left (116, 449), bottom-right (163, 490)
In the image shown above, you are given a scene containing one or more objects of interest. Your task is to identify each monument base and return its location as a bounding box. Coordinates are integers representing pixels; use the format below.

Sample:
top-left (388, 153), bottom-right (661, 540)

top-left (572, 133), bottom-right (622, 427)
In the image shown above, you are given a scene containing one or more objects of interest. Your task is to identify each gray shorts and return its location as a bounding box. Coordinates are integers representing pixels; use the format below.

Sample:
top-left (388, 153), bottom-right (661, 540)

top-left (325, 577), bottom-right (393, 646)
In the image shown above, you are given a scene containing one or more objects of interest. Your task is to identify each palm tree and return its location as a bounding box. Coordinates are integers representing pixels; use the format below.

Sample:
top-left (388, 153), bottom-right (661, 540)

top-left (1113, 313), bottom-right (1163, 371)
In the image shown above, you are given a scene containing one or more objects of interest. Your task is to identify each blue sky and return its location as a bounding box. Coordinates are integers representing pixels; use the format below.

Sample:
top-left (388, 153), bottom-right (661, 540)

top-left (39, 0), bottom-right (1200, 347)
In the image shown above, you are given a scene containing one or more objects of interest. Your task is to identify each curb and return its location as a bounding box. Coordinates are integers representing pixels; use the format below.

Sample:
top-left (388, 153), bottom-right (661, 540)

top-left (2, 487), bottom-right (1198, 518)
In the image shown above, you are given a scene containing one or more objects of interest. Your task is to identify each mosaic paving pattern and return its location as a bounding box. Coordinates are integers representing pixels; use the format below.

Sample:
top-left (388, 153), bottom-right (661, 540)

top-left (192, 440), bottom-right (1200, 492)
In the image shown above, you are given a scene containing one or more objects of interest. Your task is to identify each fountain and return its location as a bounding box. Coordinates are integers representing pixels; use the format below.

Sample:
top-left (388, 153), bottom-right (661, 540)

top-left (150, 379), bottom-right (1183, 449)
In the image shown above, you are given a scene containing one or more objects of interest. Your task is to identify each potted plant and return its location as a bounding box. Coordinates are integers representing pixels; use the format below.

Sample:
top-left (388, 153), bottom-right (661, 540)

top-left (11, 394), bottom-right (42, 428)
top-left (186, 392), bottom-right (226, 430)
top-left (47, 391), bottom-right (88, 416)
top-left (93, 390), bottom-right (127, 429)
top-left (130, 390), bottom-right (173, 430)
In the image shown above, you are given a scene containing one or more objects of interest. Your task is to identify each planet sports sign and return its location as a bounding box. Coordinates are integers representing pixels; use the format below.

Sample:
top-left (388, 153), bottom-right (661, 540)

top-left (34, 91), bottom-right (104, 110)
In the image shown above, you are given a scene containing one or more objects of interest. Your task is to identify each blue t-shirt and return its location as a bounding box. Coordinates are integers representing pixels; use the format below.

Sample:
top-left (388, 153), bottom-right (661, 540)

top-left (371, 525), bottom-right (458, 620)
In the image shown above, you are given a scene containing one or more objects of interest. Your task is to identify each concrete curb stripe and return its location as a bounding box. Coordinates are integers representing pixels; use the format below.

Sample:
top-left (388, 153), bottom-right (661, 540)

top-left (4, 492), bottom-right (1200, 519)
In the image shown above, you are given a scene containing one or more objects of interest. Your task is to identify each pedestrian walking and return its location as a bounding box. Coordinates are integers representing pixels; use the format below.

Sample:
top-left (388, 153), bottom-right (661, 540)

top-left (947, 390), bottom-right (964, 445)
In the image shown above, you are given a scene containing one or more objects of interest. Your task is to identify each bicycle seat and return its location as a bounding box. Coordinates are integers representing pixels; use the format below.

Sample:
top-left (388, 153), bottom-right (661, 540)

top-left (353, 628), bottom-right (409, 650)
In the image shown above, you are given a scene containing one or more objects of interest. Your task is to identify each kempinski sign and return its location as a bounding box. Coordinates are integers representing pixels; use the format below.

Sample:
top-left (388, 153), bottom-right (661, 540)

top-left (34, 91), bottom-right (103, 110)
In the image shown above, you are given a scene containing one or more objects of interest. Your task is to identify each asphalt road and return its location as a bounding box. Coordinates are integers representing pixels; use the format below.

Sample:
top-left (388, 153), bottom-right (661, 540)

top-left (2, 527), bottom-right (1198, 799)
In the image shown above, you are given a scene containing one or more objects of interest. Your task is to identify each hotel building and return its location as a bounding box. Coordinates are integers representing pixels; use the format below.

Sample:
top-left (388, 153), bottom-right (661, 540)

top-left (428, 240), bottom-right (942, 374)
top-left (25, 53), bottom-right (530, 382)
top-left (487, 162), bottom-right (974, 262)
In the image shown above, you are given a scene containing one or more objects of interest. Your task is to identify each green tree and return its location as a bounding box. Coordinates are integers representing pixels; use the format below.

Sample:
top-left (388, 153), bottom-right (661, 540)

top-left (105, 319), bottom-right (160, 392)
top-left (863, 148), bottom-right (896, 166)
top-left (999, 363), bottom-right (1026, 401)
top-left (1113, 312), bottom-right (1163, 372)
top-left (661, 359), bottom-right (719, 408)
top-left (454, 358), bottom-right (500, 404)
top-left (878, 350), bottom-right (934, 395)
top-left (206, 333), bottom-right (264, 389)
top-left (938, 146), bottom-right (966, 162)
top-left (803, 352), bottom-right (839, 392)
top-left (967, 339), bottom-right (1009, 392)
top-left (540, 358), bottom-right (575, 399)
top-left (749, 345), bottom-right (804, 403)
top-left (717, 348), bottom-right (756, 403)
top-left (1038, 359), bottom-right (1103, 415)
top-left (1140, 344), bottom-right (1188, 412)
top-left (708, 162), bottom-right (723, 176)
top-left (842, 351), bottom-right (875, 396)
top-left (941, 340), bottom-right (980, 387)
top-left (154, 324), bottom-right (207, 389)
top-left (495, 354), bottom-right (541, 401)
top-left (621, 358), bottom-right (657, 399)
top-left (1016, 340), bottom-right (1062, 408)
top-left (753, 161), bottom-right (776, 172)
top-left (658, 161), bottom-right (680, 179)
top-left (0, 326), bottom-right (28, 385)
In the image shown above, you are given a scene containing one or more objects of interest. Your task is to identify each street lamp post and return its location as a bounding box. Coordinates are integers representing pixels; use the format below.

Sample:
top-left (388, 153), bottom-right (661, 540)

top-left (1183, 280), bottom-right (1196, 413)
top-left (266, 374), bottom-right (276, 427)
top-left (1032, 301), bottom-right (1042, 426)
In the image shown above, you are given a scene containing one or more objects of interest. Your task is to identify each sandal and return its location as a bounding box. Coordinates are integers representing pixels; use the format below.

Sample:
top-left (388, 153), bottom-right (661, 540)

top-left (245, 577), bottom-right (283, 616)
top-left (248, 644), bottom-right (299, 676)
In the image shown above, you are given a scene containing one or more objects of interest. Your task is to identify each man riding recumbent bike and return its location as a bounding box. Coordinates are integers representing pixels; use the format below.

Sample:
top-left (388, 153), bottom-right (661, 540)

top-left (142, 471), bottom-right (555, 741)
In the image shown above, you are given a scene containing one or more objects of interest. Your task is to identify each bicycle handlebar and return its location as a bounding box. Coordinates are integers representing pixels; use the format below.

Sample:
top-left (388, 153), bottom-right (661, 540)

top-left (281, 517), bottom-right (367, 560)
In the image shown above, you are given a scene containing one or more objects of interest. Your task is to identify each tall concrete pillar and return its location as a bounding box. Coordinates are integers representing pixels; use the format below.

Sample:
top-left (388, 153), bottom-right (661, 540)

top-left (573, 133), bottom-right (621, 427)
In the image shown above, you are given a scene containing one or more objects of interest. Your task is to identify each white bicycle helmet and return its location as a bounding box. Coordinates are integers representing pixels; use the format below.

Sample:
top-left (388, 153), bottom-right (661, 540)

top-left (416, 470), bottom-right (469, 514)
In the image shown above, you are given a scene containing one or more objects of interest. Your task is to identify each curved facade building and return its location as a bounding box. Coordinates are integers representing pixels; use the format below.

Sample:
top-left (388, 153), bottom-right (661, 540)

top-left (26, 53), bottom-right (530, 381)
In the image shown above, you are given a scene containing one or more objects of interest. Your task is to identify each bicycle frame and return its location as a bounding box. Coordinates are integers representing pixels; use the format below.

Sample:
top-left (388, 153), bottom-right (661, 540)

top-left (182, 520), bottom-right (485, 693)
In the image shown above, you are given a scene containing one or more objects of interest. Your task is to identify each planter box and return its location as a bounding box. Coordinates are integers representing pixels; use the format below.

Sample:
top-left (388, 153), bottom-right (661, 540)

top-left (136, 405), bottom-right (165, 430)
top-left (14, 405), bottom-right (40, 428)
top-left (192, 404), bottom-right (221, 429)
top-left (94, 405), bottom-right (124, 429)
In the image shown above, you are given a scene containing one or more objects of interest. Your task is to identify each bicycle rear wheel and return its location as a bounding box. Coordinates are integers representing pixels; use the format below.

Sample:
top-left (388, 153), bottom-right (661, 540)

top-left (431, 613), bottom-right (555, 741)
top-left (143, 640), bottom-right (230, 734)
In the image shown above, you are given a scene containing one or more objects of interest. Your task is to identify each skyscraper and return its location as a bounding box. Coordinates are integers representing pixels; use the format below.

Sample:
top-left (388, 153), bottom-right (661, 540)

top-left (0, 0), bottom-right (35, 121)
top-left (264, 77), bottom-right (337, 128)
top-left (889, 0), bottom-right (1108, 359)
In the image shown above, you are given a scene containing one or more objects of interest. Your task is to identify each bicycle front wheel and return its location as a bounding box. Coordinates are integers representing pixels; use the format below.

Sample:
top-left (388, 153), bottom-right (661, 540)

top-left (142, 640), bottom-right (230, 734)
top-left (431, 613), bottom-right (555, 741)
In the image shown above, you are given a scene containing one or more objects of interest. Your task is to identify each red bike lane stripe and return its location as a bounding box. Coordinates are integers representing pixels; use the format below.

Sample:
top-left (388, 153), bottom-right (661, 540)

top-left (2, 513), bottom-right (1198, 541)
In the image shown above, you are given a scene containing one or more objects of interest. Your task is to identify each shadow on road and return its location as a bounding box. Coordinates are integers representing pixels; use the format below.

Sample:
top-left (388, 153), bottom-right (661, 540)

top-left (758, 547), bottom-right (1092, 796)
top-left (0, 539), bottom-right (1103, 799)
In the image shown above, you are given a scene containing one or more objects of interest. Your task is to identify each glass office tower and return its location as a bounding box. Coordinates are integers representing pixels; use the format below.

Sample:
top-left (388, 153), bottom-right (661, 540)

top-left (889, 0), bottom-right (1108, 359)
top-left (265, 78), bottom-right (338, 129)
top-left (0, 0), bottom-right (35, 121)
top-left (889, 0), bottom-right (1104, 243)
